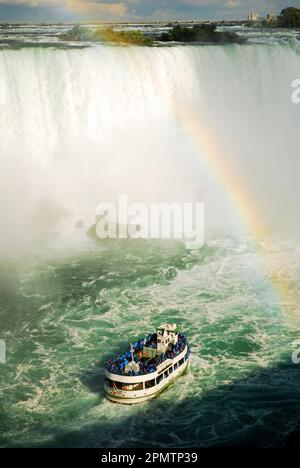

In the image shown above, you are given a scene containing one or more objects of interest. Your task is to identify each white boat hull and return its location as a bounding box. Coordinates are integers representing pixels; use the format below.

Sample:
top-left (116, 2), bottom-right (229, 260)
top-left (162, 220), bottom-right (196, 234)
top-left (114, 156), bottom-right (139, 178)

top-left (105, 355), bottom-right (189, 405)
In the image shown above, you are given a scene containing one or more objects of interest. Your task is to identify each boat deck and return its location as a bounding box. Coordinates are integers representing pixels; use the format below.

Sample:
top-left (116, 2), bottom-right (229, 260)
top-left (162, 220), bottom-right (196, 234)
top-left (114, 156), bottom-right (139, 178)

top-left (106, 333), bottom-right (189, 377)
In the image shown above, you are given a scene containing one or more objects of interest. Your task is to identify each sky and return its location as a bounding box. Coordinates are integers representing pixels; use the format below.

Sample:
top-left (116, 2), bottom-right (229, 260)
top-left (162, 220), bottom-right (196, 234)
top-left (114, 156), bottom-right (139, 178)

top-left (0, 0), bottom-right (299, 22)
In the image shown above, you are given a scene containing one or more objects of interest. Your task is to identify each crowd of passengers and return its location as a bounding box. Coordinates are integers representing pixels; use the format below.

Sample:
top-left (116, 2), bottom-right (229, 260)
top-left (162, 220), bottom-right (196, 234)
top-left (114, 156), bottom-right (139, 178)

top-left (106, 333), bottom-right (189, 376)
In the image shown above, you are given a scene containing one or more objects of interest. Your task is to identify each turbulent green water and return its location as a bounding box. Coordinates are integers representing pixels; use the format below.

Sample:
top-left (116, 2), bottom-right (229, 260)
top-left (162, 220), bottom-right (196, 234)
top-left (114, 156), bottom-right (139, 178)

top-left (1, 238), bottom-right (299, 448)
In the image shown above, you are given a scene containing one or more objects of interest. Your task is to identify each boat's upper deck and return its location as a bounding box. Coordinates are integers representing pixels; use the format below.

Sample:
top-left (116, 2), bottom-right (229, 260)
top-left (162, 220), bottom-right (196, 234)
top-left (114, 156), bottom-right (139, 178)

top-left (106, 332), bottom-right (189, 377)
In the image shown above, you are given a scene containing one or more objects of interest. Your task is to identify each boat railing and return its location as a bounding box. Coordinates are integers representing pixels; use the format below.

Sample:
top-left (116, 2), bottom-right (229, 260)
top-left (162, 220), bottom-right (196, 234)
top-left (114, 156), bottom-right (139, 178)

top-left (105, 334), bottom-right (189, 377)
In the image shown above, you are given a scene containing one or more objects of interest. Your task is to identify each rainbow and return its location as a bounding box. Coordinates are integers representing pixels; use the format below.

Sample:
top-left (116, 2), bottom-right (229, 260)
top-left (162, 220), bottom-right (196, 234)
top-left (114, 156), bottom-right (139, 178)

top-left (174, 100), bottom-right (299, 325)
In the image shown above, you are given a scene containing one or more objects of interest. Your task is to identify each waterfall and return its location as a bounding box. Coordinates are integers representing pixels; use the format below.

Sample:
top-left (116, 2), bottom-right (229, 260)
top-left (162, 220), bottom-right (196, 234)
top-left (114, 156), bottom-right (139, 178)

top-left (0, 43), bottom-right (299, 252)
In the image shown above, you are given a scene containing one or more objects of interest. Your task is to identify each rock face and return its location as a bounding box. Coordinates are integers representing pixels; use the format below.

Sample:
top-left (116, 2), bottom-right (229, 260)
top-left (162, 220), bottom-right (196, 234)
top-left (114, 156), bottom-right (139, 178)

top-left (60, 25), bottom-right (153, 46)
top-left (159, 24), bottom-right (246, 44)
top-left (31, 198), bottom-right (71, 234)
top-left (74, 220), bottom-right (85, 229)
top-left (60, 24), bottom-right (246, 46)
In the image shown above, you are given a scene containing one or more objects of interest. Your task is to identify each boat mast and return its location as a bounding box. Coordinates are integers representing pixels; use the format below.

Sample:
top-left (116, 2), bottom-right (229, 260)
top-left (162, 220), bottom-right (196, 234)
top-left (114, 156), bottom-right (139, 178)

top-left (130, 342), bottom-right (134, 362)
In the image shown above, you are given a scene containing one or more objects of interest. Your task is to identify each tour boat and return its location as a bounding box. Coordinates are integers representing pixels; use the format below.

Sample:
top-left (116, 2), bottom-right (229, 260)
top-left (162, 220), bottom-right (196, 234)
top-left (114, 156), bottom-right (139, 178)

top-left (104, 323), bottom-right (190, 404)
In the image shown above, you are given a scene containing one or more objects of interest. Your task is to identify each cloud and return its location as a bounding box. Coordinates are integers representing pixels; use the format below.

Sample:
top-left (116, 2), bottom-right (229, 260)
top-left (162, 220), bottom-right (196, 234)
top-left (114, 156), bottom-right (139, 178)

top-left (66, 1), bottom-right (128, 17)
top-left (0, 1), bottom-right (128, 19)
top-left (0, 0), bottom-right (298, 21)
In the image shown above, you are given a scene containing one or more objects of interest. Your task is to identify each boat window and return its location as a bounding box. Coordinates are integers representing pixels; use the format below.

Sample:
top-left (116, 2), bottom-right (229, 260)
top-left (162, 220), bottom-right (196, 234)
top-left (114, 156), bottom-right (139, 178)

top-left (145, 379), bottom-right (156, 388)
top-left (121, 382), bottom-right (143, 391)
top-left (115, 381), bottom-right (124, 390)
top-left (105, 378), bottom-right (114, 388)
top-left (106, 379), bottom-right (124, 390)
top-left (164, 370), bottom-right (168, 378)
top-left (174, 362), bottom-right (178, 370)
top-left (157, 374), bottom-right (164, 384)
top-left (169, 366), bottom-right (173, 374)
top-left (179, 358), bottom-right (184, 366)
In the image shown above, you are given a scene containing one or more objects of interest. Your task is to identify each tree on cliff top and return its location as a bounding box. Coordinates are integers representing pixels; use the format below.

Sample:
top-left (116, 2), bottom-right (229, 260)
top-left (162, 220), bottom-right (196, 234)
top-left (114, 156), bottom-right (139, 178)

top-left (277, 7), bottom-right (300, 28)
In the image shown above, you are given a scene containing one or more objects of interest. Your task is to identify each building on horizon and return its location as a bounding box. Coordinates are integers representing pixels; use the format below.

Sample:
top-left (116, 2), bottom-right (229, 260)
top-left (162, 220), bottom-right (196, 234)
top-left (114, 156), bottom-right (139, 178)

top-left (266, 13), bottom-right (277, 22)
top-left (248, 12), bottom-right (260, 21)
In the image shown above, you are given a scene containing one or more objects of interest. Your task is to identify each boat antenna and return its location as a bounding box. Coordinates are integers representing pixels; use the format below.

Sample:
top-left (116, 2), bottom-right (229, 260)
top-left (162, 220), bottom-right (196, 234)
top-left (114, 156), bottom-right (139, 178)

top-left (130, 342), bottom-right (134, 362)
